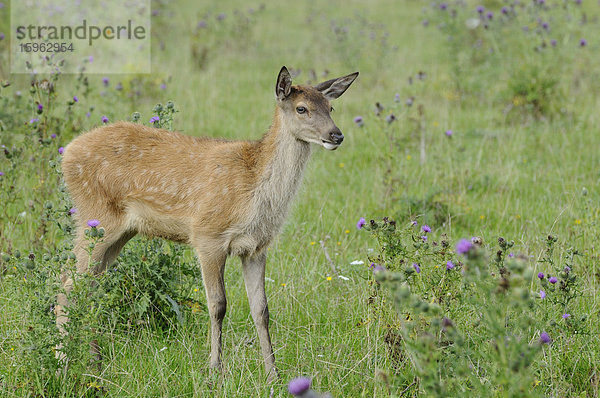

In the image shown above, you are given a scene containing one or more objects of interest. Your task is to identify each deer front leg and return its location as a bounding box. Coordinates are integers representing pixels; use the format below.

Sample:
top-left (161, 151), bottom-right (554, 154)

top-left (242, 251), bottom-right (277, 382)
top-left (196, 249), bottom-right (228, 371)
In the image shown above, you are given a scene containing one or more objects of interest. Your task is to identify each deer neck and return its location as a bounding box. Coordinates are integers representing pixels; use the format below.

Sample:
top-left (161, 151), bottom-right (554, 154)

top-left (252, 108), bottom-right (312, 224)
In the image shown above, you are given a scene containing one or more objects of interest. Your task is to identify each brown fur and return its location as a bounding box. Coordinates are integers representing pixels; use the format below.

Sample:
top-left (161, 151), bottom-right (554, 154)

top-left (56, 67), bottom-right (358, 381)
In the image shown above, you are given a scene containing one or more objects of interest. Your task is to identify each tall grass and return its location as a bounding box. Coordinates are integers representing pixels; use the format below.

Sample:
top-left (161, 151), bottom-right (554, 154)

top-left (1, 0), bottom-right (599, 396)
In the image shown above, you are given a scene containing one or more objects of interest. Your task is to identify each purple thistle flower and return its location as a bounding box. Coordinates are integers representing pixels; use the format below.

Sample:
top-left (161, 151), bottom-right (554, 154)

top-left (88, 55), bottom-right (94, 63)
top-left (539, 332), bottom-right (551, 344)
top-left (394, 93), bottom-right (400, 102)
top-left (0, 33), bottom-right (4, 41)
top-left (508, 253), bottom-right (514, 257)
top-left (562, 313), bottom-right (570, 319)
top-left (421, 225), bottom-right (431, 233)
top-left (356, 217), bottom-right (366, 230)
top-left (575, 0), bottom-right (582, 4)
top-left (373, 265), bottom-right (386, 274)
top-left (439, 3), bottom-right (448, 10)
top-left (0, 172), bottom-right (4, 176)
top-left (29, 118), bottom-right (39, 124)
top-left (486, 11), bottom-right (493, 20)
top-left (58, 147), bottom-right (64, 154)
top-left (51, 133), bottom-right (57, 139)
top-left (217, 13), bottom-right (226, 21)
top-left (580, 38), bottom-right (587, 47)
top-left (542, 22), bottom-right (549, 30)
top-left (413, 263), bottom-right (421, 274)
top-left (421, 235), bottom-right (428, 242)
top-left (198, 20), bottom-right (207, 28)
top-left (537, 272), bottom-right (544, 279)
top-left (87, 219), bottom-right (100, 228)
top-left (353, 116), bottom-right (364, 127)
top-left (551, 39), bottom-right (557, 47)
top-left (411, 220), bottom-right (418, 226)
top-left (540, 290), bottom-right (546, 299)
top-left (385, 114), bottom-right (396, 124)
top-left (564, 266), bottom-right (571, 273)
top-left (102, 77), bottom-right (109, 86)
top-left (69, 207), bottom-right (77, 215)
top-left (549, 276), bottom-right (558, 284)
top-left (537, 0), bottom-right (545, 4)
top-left (288, 377), bottom-right (311, 396)
top-left (73, 95), bottom-right (78, 102)
top-left (456, 239), bottom-right (473, 255)
top-left (446, 260), bottom-right (455, 270)
top-left (422, 19), bottom-right (429, 27)
top-left (501, 6), bottom-right (509, 14)
top-left (37, 103), bottom-right (43, 112)
top-left (149, 116), bottom-right (160, 124)
top-left (160, 83), bottom-right (167, 90)
top-left (86, 112), bottom-right (91, 118)
top-left (476, 5), bottom-right (485, 14)
top-left (445, 130), bottom-right (453, 137)
top-left (101, 115), bottom-right (109, 124)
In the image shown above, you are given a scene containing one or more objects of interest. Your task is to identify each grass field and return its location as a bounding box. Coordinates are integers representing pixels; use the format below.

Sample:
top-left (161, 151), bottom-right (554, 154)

top-left (1, 0), bottom-right (599, 396)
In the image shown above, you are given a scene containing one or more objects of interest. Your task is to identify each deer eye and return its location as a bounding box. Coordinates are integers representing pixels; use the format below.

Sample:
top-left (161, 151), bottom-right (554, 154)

top-left (296, 106), bottom-right (307, 114)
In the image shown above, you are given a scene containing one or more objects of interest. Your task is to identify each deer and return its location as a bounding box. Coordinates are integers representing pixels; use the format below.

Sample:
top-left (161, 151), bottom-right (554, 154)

top-left (56, 66), bottom-right (358, 381)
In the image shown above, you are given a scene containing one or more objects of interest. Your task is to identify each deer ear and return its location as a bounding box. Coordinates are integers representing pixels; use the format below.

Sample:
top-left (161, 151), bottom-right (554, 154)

top-left (315, 72), bottom-right (359, 100)
top-left (275, 66), bottom-right (292, 100)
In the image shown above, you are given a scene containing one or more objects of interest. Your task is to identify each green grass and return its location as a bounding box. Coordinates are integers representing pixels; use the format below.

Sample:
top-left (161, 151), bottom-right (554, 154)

top-left (1, 0), bottom-right (600, 396)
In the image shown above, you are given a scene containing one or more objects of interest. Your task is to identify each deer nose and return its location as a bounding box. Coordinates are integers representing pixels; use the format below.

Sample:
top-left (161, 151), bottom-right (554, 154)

top-left (329, 128), bottom-right (344, 145)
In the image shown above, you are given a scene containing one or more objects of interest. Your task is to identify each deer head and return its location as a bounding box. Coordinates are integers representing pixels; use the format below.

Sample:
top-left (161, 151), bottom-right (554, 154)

top-left (275, 66), bottom-right (358, 150)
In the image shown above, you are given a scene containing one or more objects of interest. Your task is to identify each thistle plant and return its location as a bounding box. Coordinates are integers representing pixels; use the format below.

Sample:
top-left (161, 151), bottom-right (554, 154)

top-left (361, 217), bottom-right (583, 397)
top-left (150, 101), bottom-right (178, 130)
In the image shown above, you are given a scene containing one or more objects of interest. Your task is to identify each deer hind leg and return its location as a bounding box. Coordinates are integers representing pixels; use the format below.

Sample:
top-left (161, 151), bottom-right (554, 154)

top-left (195, 245), bottom-right (228, 372)
top-left (241, 251), bottom-right (277, 382)
top-left (56, 214), bottom-right (135, 363)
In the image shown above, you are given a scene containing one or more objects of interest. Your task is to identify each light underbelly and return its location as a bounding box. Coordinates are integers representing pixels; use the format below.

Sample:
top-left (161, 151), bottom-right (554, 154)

top-left (125, 201), bottom-right (191, 243)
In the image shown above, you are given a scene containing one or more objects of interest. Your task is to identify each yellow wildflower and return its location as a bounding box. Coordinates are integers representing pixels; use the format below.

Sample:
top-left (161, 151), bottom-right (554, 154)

top-left (513, 96), bottom-right (525, 106)
top-left (191, 303), bottom-right (202, 314)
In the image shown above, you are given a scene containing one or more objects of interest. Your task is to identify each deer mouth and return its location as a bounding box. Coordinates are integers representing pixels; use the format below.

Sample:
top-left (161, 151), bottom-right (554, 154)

top-left (321, 140), bottom-right (340, 150)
